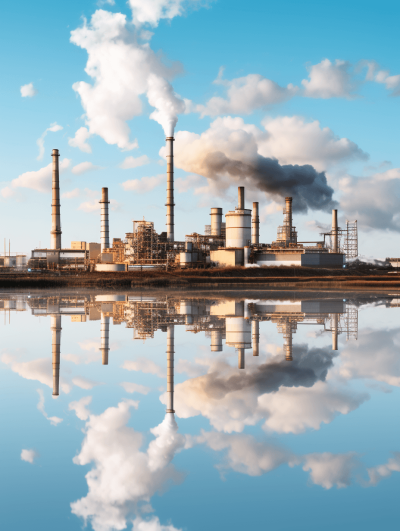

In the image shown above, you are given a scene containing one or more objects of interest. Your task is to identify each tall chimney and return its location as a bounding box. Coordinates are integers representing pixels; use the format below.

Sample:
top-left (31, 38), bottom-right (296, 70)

top-left (211, 208), bottom-right (223, 237)
top-left (238, 187), bottom-right (245, 210)
top-left (166, 325), bottom-right (175, 412)
top-left (166, 137), bottom-right (175, 242)
top-left (252, 202), bottom-right (259, 245)
top-left (332, 314), bottom-right (338, 351)
top-left (51, 149), bottom-right (61, 249)
top-left (332, 209), bottom-right (338, 253)
top-left (51, 314), bottom-right (61, 396)
top-left (252, 320), bottom-right (259, 356)
top-left (285, 197), bottom-right (293, 243)
top-left (100, 187), bottom-right (110, 252)
top-left (100, 313), bottom-right (110, 365)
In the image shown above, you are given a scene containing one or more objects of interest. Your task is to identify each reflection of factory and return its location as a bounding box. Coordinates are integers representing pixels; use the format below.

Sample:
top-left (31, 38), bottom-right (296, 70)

top-left (16, 293), bottom-right (362, 396)
top-left (27, 141), bottom-right (357, 271)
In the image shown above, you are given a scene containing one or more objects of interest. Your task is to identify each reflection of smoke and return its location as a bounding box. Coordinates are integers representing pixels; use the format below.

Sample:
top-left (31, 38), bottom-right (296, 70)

top-left (148, 413), bottom-right (185, 472)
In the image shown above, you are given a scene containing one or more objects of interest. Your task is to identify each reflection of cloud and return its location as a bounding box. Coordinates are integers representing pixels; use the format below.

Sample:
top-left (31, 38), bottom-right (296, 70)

top-left (120, 382), bottom-right (151, 395)
top-left (69, 396), bottom-right (92, 420)
top-left (132, 516), bottom-right (181, 531)
top-left (123, 358), bottom-right (166, 378)
top-left (367, 453), bottom-right (400, 485)
top-left (37, 389), bottom-right (63, 426)
top-left (303, 452), bottom-right (360, 489)
top-left (71, 401), bottom-right (185, 531)
top-left (21, 449), bottom-right (39, 464)
top-left (72, 377), bottom-right (103, 390)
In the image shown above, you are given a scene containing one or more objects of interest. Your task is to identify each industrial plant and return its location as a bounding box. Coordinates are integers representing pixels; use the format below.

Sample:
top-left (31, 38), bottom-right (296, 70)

top-left (9, 138), bottom-right (360, 271)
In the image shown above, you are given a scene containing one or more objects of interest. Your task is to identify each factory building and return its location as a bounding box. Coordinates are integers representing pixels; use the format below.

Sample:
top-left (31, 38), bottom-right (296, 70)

top-left (28, 138), bottom-right (356, 270)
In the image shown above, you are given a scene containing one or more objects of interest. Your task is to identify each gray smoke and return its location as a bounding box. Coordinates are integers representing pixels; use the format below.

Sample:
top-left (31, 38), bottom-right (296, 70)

top-left (203, 151), bottom-right (338, 213)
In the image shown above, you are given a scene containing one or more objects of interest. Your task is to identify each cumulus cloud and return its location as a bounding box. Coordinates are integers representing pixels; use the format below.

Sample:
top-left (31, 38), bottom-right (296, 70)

top-left (62, 188), bottom-right (81, 199)
top-left (78, 194), bottom-right (121, 213)
top-left (121, 174), bottom-right (165, 193)
top-left (121, 382), bottom-right (151, 395)
top-left (129, 0), bottom-right (208, 27)
top-left (21, 449), bottom-right (39, 464)
top-left (120, 155), bottom-right (150, 169)
top-left (338, 169), bottom-right (400, 232)
top-left (70, 10), bottom-right (187, 148)
top-left (72, 161), bottom-right (101, 175)
top-left (302, 59), bottom-right (356, 99)
top-left (172, 117), bottom-right (338, 212)
top-left (367, 453), bottom-right (400, 485)
top-left (36, 122), bottom-right (63, 160)
top-left (364, 61), bottom-right (400, 96)
top-left (132, 517), bottom-right (182, 531)
top-left (69, 396), bottom-right (93, 420)
top-left (72, 377), bottom-right (103, 390)
top-left (37, 389), bottom-right (63, 426)
top-left (68, 127), bottom-right (92, 153)
top-left (10, 158), bottom-right (71, 193)
top-left (303, 452), bottom-right (361, 489)
top-left (198, 70), bottom-right (298, 116)
top-left (20, 82), bottom-right (37, 98)
top-left (71, 400), bottom-right (185, 531)
top-left (122, 358), bottom-right (166, 378)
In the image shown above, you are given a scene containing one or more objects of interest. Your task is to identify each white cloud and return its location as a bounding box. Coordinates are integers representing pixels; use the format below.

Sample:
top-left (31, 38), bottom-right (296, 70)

top-left (198, 71), bottom-right (298, 116)
top-left (1, 186), bottom-right (17, 199)
top-left (36, 122), bottom-right (63, 160)
top-left (121, 174), bottom-right (165, 193)
top-left (364, 61), bottom-right (400, 96)
top-left (367, 453), bottom-right (400, 485)
top-left (68, 127), bottom-right (92, 153)
top-left (21, 449), bottom-right (39, 464)
top-left (69, 396), bottom-right (93, 420)
top-left (121, 382), bottom-right (151, 395)
top-left (62, 188), bottom-right (81, 199)
top-left (129, 0), bottom-right (206, 27)
top-left (70, 10), bottom-right (187, 147)
top-left (175, 174), bottom-right (204, 193)
top-left (10, 158), bottom-right (71, 193)
top-left (133, 516), bottom-right (182, 531)
top-left (302, 59), bottom-right (355, 99)
top-left (72, 377), bottom-right (103, 390)
top-left (37, 389), bottom-right (63, 426)
top-left (303, 452), bottom-right (360, 489)
top-left (20, 82), bottom-right (37, 98)
top-left (120, 155), bottom-right (150, 169)
top-left (122, 358), bottom-right (166, 378)
top-left (72, 161), bottom-right (101, 175)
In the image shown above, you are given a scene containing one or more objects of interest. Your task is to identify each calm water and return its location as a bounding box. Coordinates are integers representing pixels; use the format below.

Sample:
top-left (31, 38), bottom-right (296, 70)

top-left (1, 290), bottom-right (399, 531)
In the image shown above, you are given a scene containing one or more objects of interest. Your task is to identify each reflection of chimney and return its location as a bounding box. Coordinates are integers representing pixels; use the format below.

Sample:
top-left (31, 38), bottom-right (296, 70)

top-left (211, 208), bottom-right (223, 237)
top-left (166, 325), bottom-right (175, 413)
top-left (283, 321), bottom-right (293, 361)
top-left (100, 313), bottom-right (110, 365)
top-left (332, 314), bottom-right (338, 351)
top-left (51, 149), bottom-right (62, 249)
top-left (100, 187), bottom-right (110, 253)
top-left (238, 187), bottom-right (245, 209)
top-left (252, 320), bottom-right (259, 356)
top-left (51, 315), bottom-right (61, 396)
top-left (211, 329), bottom-right (223, 352)
top-left (332, 209), bottom-right (338, 253)
top-left (252, 202), bottom-right (259, 245)
top-left (238, 348), bottom-right (245, 369)
top-left (166, 137), bottom-right (175, 242)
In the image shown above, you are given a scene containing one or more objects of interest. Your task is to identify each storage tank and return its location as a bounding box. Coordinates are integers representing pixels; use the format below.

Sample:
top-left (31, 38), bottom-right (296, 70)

top-left (225, 187), bottom-right (251, 248)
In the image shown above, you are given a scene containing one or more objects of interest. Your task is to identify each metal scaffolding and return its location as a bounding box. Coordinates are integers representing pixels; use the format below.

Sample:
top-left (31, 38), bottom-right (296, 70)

top-left (344, 220), bottom-right (358, 259)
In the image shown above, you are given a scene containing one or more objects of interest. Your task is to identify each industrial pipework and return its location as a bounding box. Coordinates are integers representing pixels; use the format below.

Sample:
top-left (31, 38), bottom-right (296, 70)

top-left (211, 208), bottom-right (223, 237)
top-left (332, 209), bottom-right (338, 253)
top-left (51, 149), bottom-right (62, 249)
top-left (100, 187), bottom-right (110, 253)
top-left (252, 202), bottom-right (260, 245)
top-left (166, 324), bottom-right (175, 413)
top-left (166, 137), bottom-right (175, 242)
top-left (51, 314), bottom-right (61, 396)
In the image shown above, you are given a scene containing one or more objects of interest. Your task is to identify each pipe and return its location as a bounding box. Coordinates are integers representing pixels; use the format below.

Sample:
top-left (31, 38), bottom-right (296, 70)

top-left (332, 209), bottom-right (338, 253)
top-left (51, 314), bottom-right (61, 396)
top-left (166, 325), bottom-right (175, 412)
top-left (211, 208), bottom-right (223, 237)
top-left (50, 149), bottom-right (62, 249)
top-left (100, 187), bottom-right (110, 253)
top-left (252, 320), bottom-right (259, 356)
top-left (252, 202), bottom-right (259, 245)
top-left (166, 137), bottom-right (175, 242)
top-left (332, 314), bottom-right (338, 351)
top-left (100, 313), bottom-right (110, 365)
top-left (238, 187), bottom-right (245, 210)
top-left (238, 348), bottom-right (245, 369)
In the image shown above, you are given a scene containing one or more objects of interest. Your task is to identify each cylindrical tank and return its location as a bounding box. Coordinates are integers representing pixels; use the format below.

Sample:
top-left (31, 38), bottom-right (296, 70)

top-left (100, 187), bottom-right (110, 252)
top-left (225, 317), bottom-right (252, 348)
top-left (211, 208), bottom-right (223, 237)
top-left (252, 202), bottom-right (259, 245)
top-left (225, 211), bottom-right (251, 248)
top-left (211, 329), bottom-right (223, 352)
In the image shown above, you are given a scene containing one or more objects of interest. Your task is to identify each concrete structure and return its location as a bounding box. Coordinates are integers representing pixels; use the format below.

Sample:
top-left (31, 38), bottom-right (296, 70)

top-left (166, 137), bottom-right (175, 242)
top-left (210, 248), bottom-right (244, 267)
top-left (252, 202), bottom-right (260, 245)
top-left (166, 325), bottom-right (175, 413)
top-left (100, 187), bottom-right (110, 253)
top-left (51, 149), bottom-right (62, 250)
top-left (211, 208), bottom-right (223, 237)
top-left (51, 314), bottom-right (61, 396)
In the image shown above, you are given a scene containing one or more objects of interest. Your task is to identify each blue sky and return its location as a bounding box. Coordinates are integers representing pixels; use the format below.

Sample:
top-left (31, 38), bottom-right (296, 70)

top-left (1, 0), bottom-right (399, 257)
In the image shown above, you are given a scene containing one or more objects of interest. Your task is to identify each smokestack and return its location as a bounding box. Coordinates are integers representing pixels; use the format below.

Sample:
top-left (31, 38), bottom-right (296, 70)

top-left (100, 313), bottom-right (110, 365)
top-left (252, 320), bottom-right (259, 356)
top-left (332, 209), bottom-right (338, 253)
top-left (166, 137), bottom-right (175, 242)
top-left (51, 315), bottom-right (61, 396)
top-left (211, 208), bottom-right (223, 237)
top-left (238, 348), bottom-right (245, 369)
top-left (332, 314), bottom-right (338, 351)
top-left (166, 325), bottom-right (175, 412)
top-left (283, 321), bottom-right (293, 361)
top-left (211, 329), bottom-right (223, 352)
top-left (51, 149), bottom-right (61, 249)
top-left (285, 197), bottom-right (292, 243)
top-left (252, 202), bottom-right (259, 245)
top-left (100, 187), bottom-right (110, 252)
top-left (238, 187), bottom-right (245, 210)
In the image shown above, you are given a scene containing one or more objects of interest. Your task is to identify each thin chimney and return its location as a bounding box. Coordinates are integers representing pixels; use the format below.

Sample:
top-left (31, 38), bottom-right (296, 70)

top-left (100, 187), bottom-right (110, 252)
top-left (166, 137), bottom-right (175, 242)
top-left (51, 149), bottom-right (61, 249)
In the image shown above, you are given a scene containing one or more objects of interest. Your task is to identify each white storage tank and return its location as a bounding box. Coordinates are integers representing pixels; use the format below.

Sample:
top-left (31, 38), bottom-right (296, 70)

top-left (225, 187), bottom-right (251, 248)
